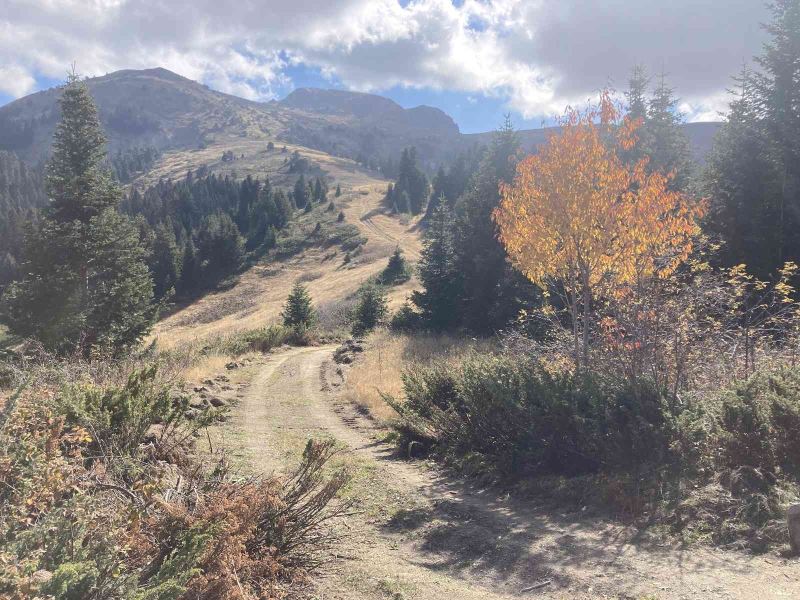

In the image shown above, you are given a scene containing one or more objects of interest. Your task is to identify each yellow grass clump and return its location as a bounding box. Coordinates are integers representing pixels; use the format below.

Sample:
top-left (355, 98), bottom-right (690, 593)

top-left (343, 329), bottom-right (492, 423)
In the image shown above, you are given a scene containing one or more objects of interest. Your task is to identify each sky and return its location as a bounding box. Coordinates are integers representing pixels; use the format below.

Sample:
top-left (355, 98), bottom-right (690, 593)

top-left (0, 0), bottom-right (769, 133)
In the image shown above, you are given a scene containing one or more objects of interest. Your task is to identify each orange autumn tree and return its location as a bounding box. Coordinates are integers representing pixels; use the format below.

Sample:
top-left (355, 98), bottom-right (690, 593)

top-left (493, 91), bottom-right (704, 369)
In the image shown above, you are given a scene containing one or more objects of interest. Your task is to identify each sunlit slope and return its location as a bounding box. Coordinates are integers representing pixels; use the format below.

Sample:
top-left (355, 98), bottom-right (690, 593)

top-left (152, 161), bottom-right (422, 349)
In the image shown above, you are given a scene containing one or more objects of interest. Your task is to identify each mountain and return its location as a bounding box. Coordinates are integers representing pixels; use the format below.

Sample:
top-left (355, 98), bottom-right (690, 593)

top-left (0, 67), bottom-right (722, 173)
top-left (464, 121), bottom-right (722, 164)
top-left (0, 68), bottom-right (460, 170)
top-left (0, 68), bottom-right (286, 164)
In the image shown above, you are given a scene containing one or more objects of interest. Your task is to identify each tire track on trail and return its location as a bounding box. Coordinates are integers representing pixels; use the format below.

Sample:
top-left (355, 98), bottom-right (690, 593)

top-left (224, 345), bottom-right (800, 600)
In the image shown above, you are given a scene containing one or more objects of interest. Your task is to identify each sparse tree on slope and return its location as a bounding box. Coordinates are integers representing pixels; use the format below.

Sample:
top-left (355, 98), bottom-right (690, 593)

top-left (352, 284), bottom-right (388, 336)
top-left (282, 281), bottom-right (316, 328)
top-left (380, 246), bottom-right (410, 285)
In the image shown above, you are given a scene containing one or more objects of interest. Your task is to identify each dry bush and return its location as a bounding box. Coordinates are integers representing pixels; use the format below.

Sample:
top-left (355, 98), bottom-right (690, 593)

top-left (0, 354), bottom-right (351, 599)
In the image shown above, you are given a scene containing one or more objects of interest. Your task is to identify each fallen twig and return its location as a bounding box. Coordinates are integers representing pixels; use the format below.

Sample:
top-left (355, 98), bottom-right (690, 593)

top-left (521, 580), bottom-right (552, 593)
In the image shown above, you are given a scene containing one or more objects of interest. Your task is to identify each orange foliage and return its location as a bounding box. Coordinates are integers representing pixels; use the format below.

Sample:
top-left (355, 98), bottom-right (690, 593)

top-left (493, 90), bottom-right (705, 367)
top-left (494, 90), bottom-right (704, 294)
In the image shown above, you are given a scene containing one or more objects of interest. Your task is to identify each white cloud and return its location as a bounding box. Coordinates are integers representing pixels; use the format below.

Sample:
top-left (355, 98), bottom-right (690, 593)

top-left (0, 64), bottom-right (36, 97)
top-left (0, 0), bottom-right (769, 121)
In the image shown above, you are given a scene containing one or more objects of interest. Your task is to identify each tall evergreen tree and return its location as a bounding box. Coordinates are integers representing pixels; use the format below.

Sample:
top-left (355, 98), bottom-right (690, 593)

top-left (195, 212), bottom-right (244, 283)
top-left (753, 0), bottom-right (800, 268)
top-left (704, 68), bottom-right (782, 275)
top-left (453, 116), bottom-right (537, 333)
top-left (1, 73), bottom-right (155, 354)
top-left (293, 175), bottom-right (309, 209)
top-left (412, 196), bottom-right (459, 330)
top-left (149, 221), bottom-right (182, 299)
top-left (647, 71), bottom-right (695, 190)
top-left (388, 147), bottom-right (428, 214)
top-left (622, 67), bottom-right (694, 190)
top-left (705, 1), bottom-right (800, 275)
top-left (282, 282), bottom-right (316, 328)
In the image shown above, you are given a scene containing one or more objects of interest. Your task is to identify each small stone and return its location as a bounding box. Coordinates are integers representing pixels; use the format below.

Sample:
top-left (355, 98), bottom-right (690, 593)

top-left (209, 396), bottom-right (227, 408)
top-left (142, 424), bottom-right (166, 444)
top-left (214, 374), bottom-right (230, 383)
top-left (788, 504), bottom-right (800, 554)
top-left (225, 361), bottom-right (240, 370)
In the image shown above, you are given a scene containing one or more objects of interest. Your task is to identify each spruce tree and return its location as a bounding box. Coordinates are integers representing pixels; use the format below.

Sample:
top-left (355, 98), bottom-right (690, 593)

top-left (1, 73), bottom-right (155, 354)
top-left (705, 2), bottom-right (800, 275)
top-left (647, 71), bottom-right (695, 190)
top-left (753, 0), bottom-right (800, 267)
top-left (453, 116), bottom-right (538, 333)
top-left (411, 196), bottom-right (459, 330)
top-left (705, 71), bottom-right (784, 276)
top-left (149, 221), bottom-right (182, 299)
top-left (335, 183), bottom-right (342, 197)
top-left (282, 282), bottom-right (316, 328)
top-left (380, 246), bottom-right (410, 285)
top-left (195, 212), bottom-right (244, 283)
top-left (293, 175), bottom-right (309, 209)
top-left (352, 284), bottom-right (388, 336)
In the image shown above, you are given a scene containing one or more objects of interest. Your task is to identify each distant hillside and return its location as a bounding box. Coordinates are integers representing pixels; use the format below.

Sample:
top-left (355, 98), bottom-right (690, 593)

top-left (0, 68), bottom-right (461, 170)
top-left (463, 121), bottom-right (722, 164)
top-left (0, 68), bottom-right (286, 164)
top-left (0, 67), bottom-right (722, 173)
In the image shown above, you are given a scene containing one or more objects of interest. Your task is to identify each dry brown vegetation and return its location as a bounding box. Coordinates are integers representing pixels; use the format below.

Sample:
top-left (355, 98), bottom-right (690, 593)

top-left (341, 330), bottom-right (493, 423)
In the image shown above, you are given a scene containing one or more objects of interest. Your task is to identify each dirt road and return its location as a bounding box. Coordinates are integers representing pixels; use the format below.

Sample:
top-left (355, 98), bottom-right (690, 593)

top-left (217, 345), bottom-right (800, 600)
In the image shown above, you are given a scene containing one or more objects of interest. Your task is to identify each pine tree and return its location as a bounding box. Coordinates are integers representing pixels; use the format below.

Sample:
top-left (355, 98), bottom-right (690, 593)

top-left (149, 221), bottom-right (182, 299)
top-left (454, 115), bottom-right (537, 333)
top-left (196, 212), bottom-right (244, 283)
top-left (335, 183), bottom-right (342, 197)
top-left (380, 246), bottom-right (410, 285)
top-left (293, 175), bottom-right (309, 209)
top-left (626, 65), bottom-right (650, 123)
top-left (179, 235), bottom-right (201, 293)
top-left (704, 2), bottom-right (800, 276)
top-left (389, 148), bottom-right (428, 214)
top-left (352, 284), bottom-right (388, 336)
top-left (647, 71), bottom-right (695, 190)
top-left (622, 65), bottom-right (654, 166)
top-left (337, 211), bottom-right (345, 222)
top-left (411, 196), bottom-right (459, 330)
top-left (282, 282), bottom-right (316, 328)
top-left (1, 73), bottom-right (155, 354)
top-left (753, 0), bottom-right (800, 267)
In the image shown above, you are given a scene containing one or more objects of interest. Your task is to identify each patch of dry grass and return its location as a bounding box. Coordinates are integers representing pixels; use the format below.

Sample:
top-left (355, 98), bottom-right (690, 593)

top-left (343, 329), bottom-right (493, 423)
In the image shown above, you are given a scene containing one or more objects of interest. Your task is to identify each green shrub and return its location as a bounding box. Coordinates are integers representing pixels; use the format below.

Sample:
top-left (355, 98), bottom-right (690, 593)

top-left (57, 365), bottom-right (202, 457)
top-left (390, 301), bottom-right (421, 332)
top-left (714, 369), bottom-right (800, 477)
top-left (389, 353), bottom-right (675, 479)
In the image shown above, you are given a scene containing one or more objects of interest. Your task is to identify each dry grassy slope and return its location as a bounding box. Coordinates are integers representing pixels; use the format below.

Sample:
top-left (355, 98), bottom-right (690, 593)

top-left (152, 150), bottom-right (422, 349)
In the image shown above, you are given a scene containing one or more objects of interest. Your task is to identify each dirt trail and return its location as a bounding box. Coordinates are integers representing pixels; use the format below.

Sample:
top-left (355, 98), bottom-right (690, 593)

top-left (153, 182), bottom-right (420, 348)
top-left (220, 346), bottom-right (800, 600)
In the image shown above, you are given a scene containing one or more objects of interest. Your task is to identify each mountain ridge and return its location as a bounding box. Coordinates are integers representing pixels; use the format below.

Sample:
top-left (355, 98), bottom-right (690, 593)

top-left (0, 67), bottom-right (721, 170)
